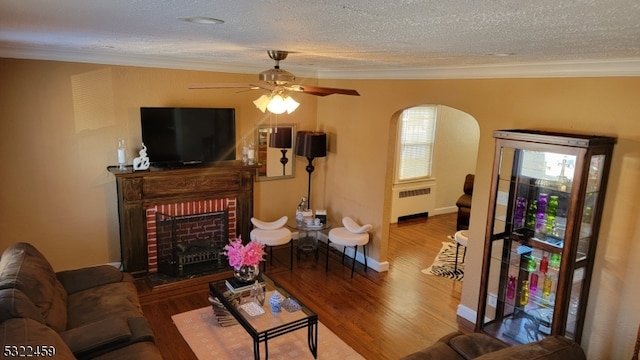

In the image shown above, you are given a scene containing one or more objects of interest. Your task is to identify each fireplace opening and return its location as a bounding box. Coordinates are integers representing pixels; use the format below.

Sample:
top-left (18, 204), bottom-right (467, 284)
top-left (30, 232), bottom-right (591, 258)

top-left (156, 209), bottom-right (230, 277)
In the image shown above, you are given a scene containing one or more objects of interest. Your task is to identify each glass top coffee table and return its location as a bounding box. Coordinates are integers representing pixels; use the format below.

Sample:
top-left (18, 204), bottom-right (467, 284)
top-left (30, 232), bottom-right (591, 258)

top-left (209, 273), bottom-right (318, 359)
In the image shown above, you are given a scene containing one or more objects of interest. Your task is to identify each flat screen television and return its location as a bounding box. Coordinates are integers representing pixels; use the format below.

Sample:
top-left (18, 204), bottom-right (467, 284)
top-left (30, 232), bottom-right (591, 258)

top-left (140, 107), bottom-right (236, 167)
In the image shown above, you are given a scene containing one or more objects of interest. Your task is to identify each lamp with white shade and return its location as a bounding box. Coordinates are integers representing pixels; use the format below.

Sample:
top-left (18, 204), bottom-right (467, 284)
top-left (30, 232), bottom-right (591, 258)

top-left (253, 94), bottom-right (299, 114)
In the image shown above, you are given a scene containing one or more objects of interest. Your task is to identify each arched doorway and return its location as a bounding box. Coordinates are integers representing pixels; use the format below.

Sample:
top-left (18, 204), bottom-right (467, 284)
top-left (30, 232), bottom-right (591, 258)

top-left (387, 104), bottom-right (480, 225)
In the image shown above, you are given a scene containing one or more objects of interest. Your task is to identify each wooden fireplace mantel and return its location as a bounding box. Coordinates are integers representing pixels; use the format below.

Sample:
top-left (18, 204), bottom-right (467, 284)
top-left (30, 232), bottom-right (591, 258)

top-left (108, 161), bottom-right (259, 276)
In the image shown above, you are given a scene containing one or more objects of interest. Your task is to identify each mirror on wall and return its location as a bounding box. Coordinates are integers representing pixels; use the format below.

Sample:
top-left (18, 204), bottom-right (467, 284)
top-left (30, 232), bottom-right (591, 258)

top-left (256, 124), bottom-right (296, 181)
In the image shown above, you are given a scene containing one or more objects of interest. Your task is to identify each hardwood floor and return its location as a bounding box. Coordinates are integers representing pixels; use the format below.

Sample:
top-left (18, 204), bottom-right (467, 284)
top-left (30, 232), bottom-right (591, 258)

top-left (138, 212), bottom-right (467, 359)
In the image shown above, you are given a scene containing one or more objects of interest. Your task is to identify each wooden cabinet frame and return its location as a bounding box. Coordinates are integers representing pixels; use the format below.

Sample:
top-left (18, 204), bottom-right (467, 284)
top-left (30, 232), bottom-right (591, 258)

top-left (476, 130), bottom-right (615, 344)
top-left (109, 161), bottom-right (259, 276)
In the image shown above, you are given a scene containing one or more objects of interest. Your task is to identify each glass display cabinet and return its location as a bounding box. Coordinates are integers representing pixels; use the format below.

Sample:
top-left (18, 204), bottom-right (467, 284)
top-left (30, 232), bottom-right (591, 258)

top-left (476, 130), bottom-right (616, 345)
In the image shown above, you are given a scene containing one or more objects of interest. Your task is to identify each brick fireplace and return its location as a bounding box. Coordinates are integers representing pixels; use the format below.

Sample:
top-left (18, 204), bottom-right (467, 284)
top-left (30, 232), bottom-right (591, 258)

top-left (147, 198), bottom-right (236, 274)
top-left (109, 162), bottom-right (258, 277)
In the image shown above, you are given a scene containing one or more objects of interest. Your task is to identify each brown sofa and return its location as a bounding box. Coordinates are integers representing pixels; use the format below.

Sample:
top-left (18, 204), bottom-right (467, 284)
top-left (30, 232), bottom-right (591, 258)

top-left (456, 174), bottom-right (474, 231)
top-left (0, 242), bottom-right (163, 360)
top-left (399, 331), bottom-right (586, 360)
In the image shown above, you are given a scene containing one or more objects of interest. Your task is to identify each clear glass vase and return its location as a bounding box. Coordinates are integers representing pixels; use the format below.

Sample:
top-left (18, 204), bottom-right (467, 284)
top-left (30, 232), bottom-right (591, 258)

top-left (233, 264), bottom-right (260, 283)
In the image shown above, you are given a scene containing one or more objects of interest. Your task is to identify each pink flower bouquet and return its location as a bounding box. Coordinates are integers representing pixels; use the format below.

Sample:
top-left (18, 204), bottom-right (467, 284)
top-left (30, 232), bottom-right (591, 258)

top-left (223, 236), bottom-right (266, 269)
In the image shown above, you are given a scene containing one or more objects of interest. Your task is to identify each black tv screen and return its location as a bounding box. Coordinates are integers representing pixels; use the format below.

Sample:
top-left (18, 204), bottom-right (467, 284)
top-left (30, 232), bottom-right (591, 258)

top-left (140, 107), bottom-right (236, 167)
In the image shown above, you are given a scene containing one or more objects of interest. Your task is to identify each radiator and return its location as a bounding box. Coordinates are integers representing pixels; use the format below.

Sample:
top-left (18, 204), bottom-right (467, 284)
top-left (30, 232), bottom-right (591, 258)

top-left (390, 179), bottom-right (436, 223)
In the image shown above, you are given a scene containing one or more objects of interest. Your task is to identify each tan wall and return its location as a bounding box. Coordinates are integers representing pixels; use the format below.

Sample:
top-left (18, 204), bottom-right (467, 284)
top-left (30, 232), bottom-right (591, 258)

top-left (317, 77), bottom-right (640, 359)
top-left (0, 58), bottom-right (317, 268)
top-left (1, 58), bottom-right (639, 359)
top-left (431, 105), bottom-right (479, 213)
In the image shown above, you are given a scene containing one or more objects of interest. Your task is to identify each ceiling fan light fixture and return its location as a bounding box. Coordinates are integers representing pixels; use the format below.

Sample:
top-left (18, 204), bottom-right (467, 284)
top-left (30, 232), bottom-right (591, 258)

top-left (254, 94), bottom-right (299, 114)
top-left (283, 96), bottom-right (300, 113)
top-left (259, 68), bottom-right (295, 85)
top-left (253, 94), bottom-right (270, 112)
top-left (266, 95), bottom-right (287, 114)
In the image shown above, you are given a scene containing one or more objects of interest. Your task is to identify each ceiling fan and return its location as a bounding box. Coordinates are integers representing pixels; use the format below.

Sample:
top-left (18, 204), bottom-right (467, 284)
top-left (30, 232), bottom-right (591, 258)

top-left (188, 50), bottom-right (360, 100)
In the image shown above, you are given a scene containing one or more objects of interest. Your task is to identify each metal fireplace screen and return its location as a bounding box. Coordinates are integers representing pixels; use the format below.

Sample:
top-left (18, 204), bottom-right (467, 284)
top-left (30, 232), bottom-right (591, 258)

top-left (156, 209), bottom-right (229, 277)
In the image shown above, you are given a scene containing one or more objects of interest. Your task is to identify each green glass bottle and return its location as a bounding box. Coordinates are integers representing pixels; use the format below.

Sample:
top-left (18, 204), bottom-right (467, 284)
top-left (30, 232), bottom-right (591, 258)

top-left (546, 195), bottom-right (559, 233)
top-left (527, 256), bottom-right (537, 272)
top-left (525, 199), bottom-right (537, 229)
top-left (550, 253), bottom-right (561, 270)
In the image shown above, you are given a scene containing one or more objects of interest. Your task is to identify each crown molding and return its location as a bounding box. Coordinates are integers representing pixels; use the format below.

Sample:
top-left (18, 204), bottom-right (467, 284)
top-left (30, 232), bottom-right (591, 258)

top-left (318, 59), bottom-right (640, 79)
top-left (2, 45), bottom-right (640, 80)
top-left (0, 45), bottom-right (321, 78)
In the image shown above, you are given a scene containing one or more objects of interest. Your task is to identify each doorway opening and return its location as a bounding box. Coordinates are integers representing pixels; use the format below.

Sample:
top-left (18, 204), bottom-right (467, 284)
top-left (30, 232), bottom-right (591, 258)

top-left (388, 104), bottom-right (480, 226)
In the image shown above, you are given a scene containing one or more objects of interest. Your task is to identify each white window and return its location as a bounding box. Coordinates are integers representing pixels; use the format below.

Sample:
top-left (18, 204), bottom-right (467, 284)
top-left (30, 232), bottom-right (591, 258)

top-left (395, 105), bottom-right (437, 182)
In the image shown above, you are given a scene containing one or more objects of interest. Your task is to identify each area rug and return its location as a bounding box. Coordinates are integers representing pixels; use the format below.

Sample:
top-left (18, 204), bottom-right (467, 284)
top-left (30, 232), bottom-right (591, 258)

top-left (421, 238), bottom-right (465, 281)
top-left (172, 306), bottom-right (365, 360)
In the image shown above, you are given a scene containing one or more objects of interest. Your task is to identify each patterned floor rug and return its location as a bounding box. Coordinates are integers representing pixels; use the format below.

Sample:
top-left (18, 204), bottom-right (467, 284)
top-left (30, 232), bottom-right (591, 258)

top-left (421, 238), bottom-right (465, 281)
top-left (172, 306), bottom-right (364, 360)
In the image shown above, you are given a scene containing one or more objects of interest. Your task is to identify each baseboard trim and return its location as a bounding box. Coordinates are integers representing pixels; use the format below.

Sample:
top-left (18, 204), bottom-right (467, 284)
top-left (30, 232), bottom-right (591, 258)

top-left (432, 207), bottom-right (458, 216)
top-left (456, 304), bottom-right (477, 326)
top-left (107, 262), bottom-right (122, 270)
top-left (315, 232), bottom-right (389, 272)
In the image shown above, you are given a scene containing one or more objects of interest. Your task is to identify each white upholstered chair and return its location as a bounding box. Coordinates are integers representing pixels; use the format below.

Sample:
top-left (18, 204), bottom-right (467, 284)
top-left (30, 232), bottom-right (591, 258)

top-left (250, 216), bottom-right (293, 271)
top-left (327, 217), bottom-right (372, 277)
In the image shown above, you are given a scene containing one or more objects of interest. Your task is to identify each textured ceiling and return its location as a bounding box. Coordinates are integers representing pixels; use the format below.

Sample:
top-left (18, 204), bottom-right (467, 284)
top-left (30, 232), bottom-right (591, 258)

top-left (1, 0), bottom-right (640, 78)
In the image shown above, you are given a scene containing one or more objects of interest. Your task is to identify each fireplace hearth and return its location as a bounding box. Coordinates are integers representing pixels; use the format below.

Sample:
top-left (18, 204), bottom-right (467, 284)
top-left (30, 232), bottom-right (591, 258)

top-left (156, 210), bottom-right (229, 277)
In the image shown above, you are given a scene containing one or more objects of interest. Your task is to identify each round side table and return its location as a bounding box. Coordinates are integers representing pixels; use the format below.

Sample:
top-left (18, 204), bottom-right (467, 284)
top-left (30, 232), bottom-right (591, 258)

top-left (289, 222), bottom-right (331, 260)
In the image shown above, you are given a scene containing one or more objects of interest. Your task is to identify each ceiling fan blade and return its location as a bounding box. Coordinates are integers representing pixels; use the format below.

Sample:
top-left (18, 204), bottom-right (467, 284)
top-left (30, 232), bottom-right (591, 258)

top-left (290, 85), bottom-right (360, 97)
top-left (188, 83), bottom-right (274, 91)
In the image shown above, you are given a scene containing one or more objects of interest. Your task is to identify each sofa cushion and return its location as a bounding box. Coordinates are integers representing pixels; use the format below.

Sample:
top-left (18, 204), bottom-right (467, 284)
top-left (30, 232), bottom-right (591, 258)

top-left (91, 341), bottom-right (164, 360)
top-left (0, 242), bottom-right (67, 331)
top-left (60, 317), bottom-right (132, 358)
top-left (60, 316), bottom-right (157, 360)
top-left (0, 318), bottom-right (75, 359)
top-left (0, 288), bottom-right (45, 324)
top-left (56, 264), bottom-right (125, 295)
top-left (66, 281), bottom-right (143, 329)
top-left (475, 335), bottom-right (586, 360)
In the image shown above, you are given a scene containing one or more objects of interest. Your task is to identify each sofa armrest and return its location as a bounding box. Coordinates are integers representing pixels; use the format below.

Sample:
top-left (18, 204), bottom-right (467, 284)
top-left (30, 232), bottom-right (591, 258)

top-left (56, 265), bottom-right (125, 294)
top-left (399, 332), bottom-right (467, 360)
top-left (59, 317), bottom-right (132, 358)
top-left (475, 336), bottom-right (586, 360)
top-left (463, 174), bottom-right (474, 195)
top-left (1, 318), bottom-right (76, 360)
top-left (0, 288), bottom-right (46, 324)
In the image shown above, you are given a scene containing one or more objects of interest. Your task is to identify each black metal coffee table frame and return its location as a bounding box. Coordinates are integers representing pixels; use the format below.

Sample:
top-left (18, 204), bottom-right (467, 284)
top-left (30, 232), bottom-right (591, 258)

top-left (209, 275), bottom-right (318, 359)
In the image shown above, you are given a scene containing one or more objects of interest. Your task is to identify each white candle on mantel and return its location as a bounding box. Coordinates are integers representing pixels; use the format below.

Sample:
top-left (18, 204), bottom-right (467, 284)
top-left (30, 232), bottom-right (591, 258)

top-left (118, 148), bottom-right (126, 164)
top-left (248, 149), bottom-right (255, 162)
